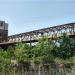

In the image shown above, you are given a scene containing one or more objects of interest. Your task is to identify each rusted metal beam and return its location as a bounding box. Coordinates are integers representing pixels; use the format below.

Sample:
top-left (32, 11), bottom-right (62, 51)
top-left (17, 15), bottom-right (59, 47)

top-left (0, 23), bottom-right (75, 46)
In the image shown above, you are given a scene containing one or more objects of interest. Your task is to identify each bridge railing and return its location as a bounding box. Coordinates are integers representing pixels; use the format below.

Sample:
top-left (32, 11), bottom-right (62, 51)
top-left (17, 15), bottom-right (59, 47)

top-left (7, 32), bottom-right (75, 43)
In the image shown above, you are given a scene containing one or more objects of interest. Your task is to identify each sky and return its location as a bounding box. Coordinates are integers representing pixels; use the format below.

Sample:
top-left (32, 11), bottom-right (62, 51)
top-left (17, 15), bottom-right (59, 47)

top-left (0, 0), bottom-right (75, 35)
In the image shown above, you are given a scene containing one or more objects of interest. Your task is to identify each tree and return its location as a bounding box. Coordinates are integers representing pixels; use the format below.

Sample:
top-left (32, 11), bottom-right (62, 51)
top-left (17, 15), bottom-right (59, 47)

top-left (0, 47), bottom-right (11, 75)
top-left (14, 43), bottom-right (31, 63)
top-left (32, 35), bottom-right (56, 64)
top-left (52, 33), bottom-right (74, 62)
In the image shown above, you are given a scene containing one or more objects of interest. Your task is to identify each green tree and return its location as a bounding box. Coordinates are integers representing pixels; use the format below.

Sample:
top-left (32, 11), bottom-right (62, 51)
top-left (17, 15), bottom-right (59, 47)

top-left (0, 47), bottom-right (11, 75)
top-left (32, 35), bottom-right (56, 64)
top-left (14, 43), bottom-right (31, 63)
top-left (32, 35), bottom-right (57, 75)
top-left (52, 33), bottom-right (74, 62)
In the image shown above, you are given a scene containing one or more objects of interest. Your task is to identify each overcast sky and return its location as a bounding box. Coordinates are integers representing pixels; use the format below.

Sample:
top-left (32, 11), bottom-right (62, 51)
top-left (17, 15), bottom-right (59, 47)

top-left (0, 0), bottom-right (75, 35)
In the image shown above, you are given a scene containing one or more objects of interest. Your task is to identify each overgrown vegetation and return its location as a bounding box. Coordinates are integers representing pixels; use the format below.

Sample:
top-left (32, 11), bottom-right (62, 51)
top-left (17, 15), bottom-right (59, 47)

top-left (0, 33), bottom-right (75, 75)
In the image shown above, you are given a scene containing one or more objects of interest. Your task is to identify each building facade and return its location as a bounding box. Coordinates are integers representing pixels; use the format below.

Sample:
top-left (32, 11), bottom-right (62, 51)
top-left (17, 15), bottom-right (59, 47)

top-left (0, 21), bottom-right (8, 42)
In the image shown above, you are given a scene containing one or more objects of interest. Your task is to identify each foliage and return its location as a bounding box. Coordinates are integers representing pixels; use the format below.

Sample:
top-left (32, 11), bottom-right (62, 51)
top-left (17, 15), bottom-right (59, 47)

top-left (52, 33), bottom-right (74, 61)
top-left (0, 47), bottom-right (11, 74)
top-left (14, 43), bottom-right (31, 63)
top-left (0, 33), bottom-right (74, 74)
top-left (32, 35), bottom-right (56, 64)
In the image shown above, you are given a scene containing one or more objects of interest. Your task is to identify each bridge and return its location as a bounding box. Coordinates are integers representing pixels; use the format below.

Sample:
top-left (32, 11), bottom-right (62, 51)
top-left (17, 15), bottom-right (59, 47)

top-left (0, 23), bottom-right (75, 47)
